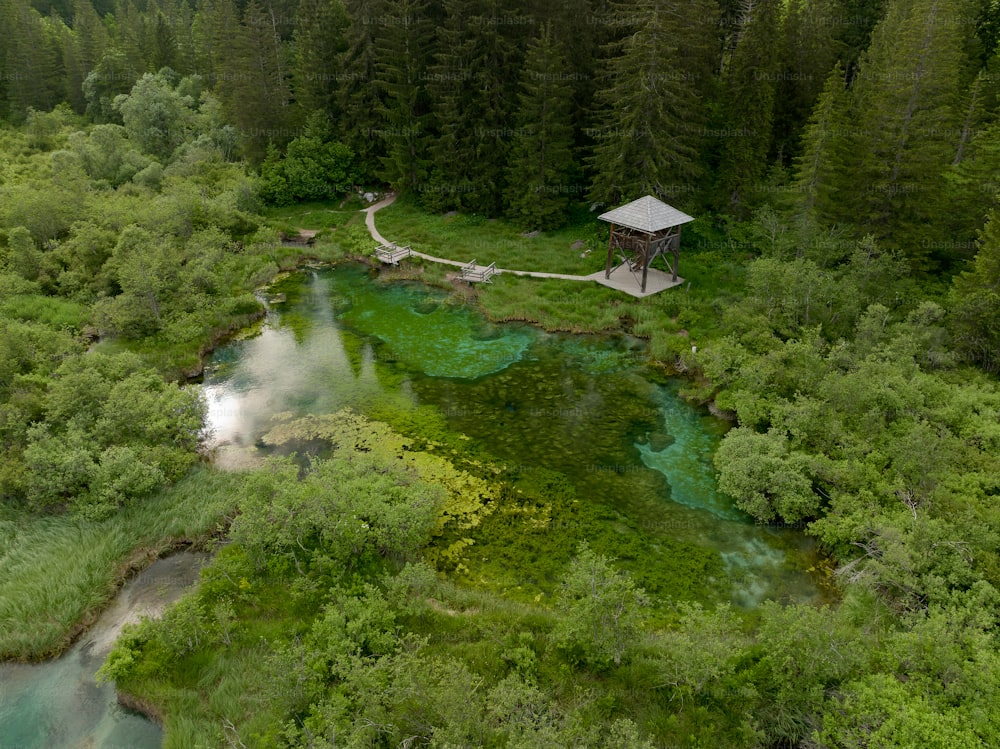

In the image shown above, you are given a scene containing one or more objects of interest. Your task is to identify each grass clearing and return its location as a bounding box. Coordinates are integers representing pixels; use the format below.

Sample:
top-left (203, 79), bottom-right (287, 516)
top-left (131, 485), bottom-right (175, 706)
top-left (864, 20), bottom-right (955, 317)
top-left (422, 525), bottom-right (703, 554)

top-left (0, 467), bottom-right (240, 660)
top-left (376, 195), bottom-right (604, 275)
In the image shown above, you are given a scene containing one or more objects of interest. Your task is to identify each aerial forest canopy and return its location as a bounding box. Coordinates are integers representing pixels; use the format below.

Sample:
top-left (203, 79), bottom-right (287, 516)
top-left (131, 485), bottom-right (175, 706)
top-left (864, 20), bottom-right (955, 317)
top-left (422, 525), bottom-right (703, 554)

top-left (2, 0), bottom-right (1000, 747)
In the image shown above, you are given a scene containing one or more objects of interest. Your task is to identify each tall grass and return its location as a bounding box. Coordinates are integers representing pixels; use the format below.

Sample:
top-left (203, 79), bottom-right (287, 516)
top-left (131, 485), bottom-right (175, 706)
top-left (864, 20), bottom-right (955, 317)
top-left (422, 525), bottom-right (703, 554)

top-left (0, 467), bottom-right (240, 660)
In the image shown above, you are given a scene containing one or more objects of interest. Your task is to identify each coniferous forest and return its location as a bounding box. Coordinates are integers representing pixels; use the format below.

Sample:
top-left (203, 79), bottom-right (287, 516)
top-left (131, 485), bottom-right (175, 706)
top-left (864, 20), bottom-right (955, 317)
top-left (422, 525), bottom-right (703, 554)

top-left (3, 0), bottom-right (1000, 746)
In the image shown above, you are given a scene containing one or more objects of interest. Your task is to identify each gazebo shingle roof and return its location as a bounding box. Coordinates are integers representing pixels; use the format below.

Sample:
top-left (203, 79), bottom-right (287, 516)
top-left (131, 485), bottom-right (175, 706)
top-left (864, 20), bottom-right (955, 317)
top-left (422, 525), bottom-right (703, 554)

top-left (598, 195), bottom-right (694, 233)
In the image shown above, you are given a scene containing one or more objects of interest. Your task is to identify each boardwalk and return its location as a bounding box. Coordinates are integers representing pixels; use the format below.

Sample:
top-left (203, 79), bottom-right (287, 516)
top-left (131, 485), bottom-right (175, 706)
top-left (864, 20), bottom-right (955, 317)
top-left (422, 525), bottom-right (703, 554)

top-left (362, 194), bottom-right (684, 297)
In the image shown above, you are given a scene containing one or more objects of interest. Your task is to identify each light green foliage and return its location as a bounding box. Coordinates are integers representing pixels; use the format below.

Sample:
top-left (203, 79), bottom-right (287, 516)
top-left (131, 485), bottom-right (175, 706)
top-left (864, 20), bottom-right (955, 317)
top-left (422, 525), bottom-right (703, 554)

top-left (553, 542), bottom-right (650, 669)
top-left (16, 352), bottom-right (202, 515)
top-left (260, 411), bottom-right (501, 567)
top-left (232, 451), bottom-right (443, 575)
top-left (68, 124), bottom-right (153, 187)
top-left (715, 427), bottom-right (818, 522)
top-left (817, 673), bottom-right (985, 748)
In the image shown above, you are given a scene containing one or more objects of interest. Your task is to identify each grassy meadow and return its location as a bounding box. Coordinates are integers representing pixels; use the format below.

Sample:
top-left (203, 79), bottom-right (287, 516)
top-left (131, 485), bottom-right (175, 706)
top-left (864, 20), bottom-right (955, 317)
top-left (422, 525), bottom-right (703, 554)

top-left (0, 468), bottom-right (240, 660)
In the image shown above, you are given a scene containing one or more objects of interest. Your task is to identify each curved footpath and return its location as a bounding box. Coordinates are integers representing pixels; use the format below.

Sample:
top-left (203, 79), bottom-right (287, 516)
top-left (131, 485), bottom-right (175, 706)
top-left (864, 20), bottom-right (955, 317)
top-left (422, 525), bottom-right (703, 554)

top-left (362, 194), bottom-right (685, 297)
top-left (363, 193), bottom-right (591, 281)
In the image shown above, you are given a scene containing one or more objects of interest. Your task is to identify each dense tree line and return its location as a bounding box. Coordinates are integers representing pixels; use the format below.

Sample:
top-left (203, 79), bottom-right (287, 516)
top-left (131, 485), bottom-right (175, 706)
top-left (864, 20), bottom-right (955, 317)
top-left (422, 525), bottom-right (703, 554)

top-left (3, 0), bottom-right (1000, 262)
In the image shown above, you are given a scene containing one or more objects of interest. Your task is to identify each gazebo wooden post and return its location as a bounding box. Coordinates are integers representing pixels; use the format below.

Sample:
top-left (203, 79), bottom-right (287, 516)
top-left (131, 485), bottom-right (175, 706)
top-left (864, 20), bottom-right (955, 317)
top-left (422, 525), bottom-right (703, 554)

top-left (605, 223), bottom-right (616, 279)
top-left (672, 228), bottom-right (680, 282)
top-left (596, 195), bottom-right (694, 295)
top-left (641, 231), bottom-right (652, 293)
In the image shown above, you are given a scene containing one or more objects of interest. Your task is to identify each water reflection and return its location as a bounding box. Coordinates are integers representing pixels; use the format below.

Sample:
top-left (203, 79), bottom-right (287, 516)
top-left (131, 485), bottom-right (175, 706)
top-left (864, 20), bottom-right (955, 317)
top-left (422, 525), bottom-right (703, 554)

top-left (202, 264), bottom-right (826, 607)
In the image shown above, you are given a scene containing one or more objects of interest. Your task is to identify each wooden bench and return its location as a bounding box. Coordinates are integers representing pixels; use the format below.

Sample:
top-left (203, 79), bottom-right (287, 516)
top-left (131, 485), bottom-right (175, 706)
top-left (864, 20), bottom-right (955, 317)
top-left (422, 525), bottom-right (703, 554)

top-left (374, 244), bottom-right (412, 265)
top-left (460, 259), bottom-right (497, 283)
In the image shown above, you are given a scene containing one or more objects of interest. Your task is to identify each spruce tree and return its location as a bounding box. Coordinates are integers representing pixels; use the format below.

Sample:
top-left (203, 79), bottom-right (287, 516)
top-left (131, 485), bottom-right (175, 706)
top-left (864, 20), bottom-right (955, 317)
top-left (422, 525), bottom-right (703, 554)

top-left (793, 62), bottom-right (852, 228)
top-left (0, 0), bottom-right (63, 120)
top-left (217, 0), bottom-right (294, 161)
top-left (291, 0), bottom-right (349, 121)
top-left (504, 23), bottom-right (577, 230)
top-left (587, 0), bottom-right (717, 207)
top-left (374, 0), bottom-right (433, 193)
top-left (338, 0), bottom-right (387, 182)
top-left (846, 0), bottom-right (975, 265)
top-left (191, 0), bottom-right (240, 86)
top-left (63, 0), bottom-right (107, 112)
top-left (771, 0), bottom-right (841, 162)
top-left (715, 0), bottom-right (782, 214)
top-left (424, 0), bottom-right (522, 214)
top-left (949, 207), bottom-right (1000, 372)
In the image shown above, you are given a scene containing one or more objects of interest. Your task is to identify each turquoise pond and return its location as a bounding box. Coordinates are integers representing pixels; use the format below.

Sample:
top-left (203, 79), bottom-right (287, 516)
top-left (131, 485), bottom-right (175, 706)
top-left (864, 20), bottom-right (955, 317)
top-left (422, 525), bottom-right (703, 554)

top-left (204, 264), bottom-right (828, 607)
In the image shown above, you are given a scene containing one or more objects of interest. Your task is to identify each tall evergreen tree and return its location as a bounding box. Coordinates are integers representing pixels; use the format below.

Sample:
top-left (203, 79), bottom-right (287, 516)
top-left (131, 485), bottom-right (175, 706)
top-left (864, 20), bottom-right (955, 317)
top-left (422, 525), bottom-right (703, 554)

top-left (374, 0), bottom-right (433, 193)
top-left (587, 0), bottom-right (717, 207)
top-left (0, 0), bottom-right (63, 120)
top-left (715, 0), bottom-right (782, 214)
top-left (425, 0), bottom-right (523, 214)
top-left (291, 0), bottom-right (349, 121)
top-left (57, 0), bottom-right (107, 112)
top-left (793, 62), bottom-right (852, 228)
top-left (338, 0), bottom-right (387, 181)
top-left (846, 0), bottom-right (975, 265)
top-left (217, 0), bottom-right (294, 161)
top-left (504, 23), bottom-right (577, 230)
top-left (949, 207), bottom-right (1000, 372)
top-left (191, 0), bottom-right (240, 85)
top-left (771, 0), bottom-right (842, 162)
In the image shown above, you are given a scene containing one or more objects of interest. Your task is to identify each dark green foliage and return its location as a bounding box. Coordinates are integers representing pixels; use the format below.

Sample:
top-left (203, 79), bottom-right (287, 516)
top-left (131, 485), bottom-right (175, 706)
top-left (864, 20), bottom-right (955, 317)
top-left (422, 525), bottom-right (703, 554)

top-left (587, 0), bottom-right (716, 207)
top-left (373, 0), bottom-right (434, 193)
top-left (844, 0), bottom-right (975, 264)
top-left (715, 0), bottom-right (782, 214)
top-left (949, 207), bottom-right (1000, 372)
top-left (504, 23), bottom-right (577, 230)
top-left (423, 0), bottom-right (522, 214)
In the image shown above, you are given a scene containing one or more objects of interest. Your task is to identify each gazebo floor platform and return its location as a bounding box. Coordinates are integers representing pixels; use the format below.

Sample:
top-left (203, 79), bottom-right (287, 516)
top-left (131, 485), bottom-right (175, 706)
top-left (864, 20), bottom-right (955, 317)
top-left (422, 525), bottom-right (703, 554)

top-left (587, 264), bottom-right (685, 298)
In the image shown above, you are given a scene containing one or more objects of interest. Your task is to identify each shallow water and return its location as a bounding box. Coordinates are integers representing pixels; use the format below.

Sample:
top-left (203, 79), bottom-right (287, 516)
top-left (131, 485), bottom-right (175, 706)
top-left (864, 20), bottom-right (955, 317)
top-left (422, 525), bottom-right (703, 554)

top-left (0, 552), bottom-right (209, 749)
top-left (203, 264), bottom-right (827, 607)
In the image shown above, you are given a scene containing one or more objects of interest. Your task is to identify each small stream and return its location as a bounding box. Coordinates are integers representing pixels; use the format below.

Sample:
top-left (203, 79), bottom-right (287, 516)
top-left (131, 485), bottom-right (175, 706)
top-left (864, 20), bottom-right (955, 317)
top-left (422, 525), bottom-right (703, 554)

top-left (0, 552), bottom-right (209, 748)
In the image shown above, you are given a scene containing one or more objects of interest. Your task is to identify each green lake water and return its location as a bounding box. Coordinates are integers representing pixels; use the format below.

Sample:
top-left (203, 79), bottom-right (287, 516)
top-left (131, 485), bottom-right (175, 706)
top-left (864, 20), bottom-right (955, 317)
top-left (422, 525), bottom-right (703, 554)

top-left (205, 264), bottom-right (827, 607)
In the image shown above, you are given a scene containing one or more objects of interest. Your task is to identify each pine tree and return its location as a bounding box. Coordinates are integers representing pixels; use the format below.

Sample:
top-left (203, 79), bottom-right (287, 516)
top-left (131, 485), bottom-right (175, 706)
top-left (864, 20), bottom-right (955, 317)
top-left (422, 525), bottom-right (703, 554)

top-left (217, 0), bottom-right (294, 161)
top-left (771, 0), bottom-right (841, 163)
top-left (949, 207), bottom-right (1000, 372)
top-left (846, 0), bottom-right (975, 265)
top-left (374, 0), bottom-right (433, 193)
top-left (0, 0), bottom-right (63, 120)
top-left (291, 0), bottom-right (349, 120)
top-left (338, 0), bottom-right (387, 181)
top-left (793, 62), bottom-right (852, 228)
top-left (715, 0), bottom-right (782, 214)
top-left (64, 0), bottom-right (108, 112)
top-left (424, 0), bottom-right (523, 214)
top-left (587, 0), bottom-right (717, 207)
top-left (191, 0), bottom-right (240, 85)
top-left (504, 23), bottom-right (577, 230)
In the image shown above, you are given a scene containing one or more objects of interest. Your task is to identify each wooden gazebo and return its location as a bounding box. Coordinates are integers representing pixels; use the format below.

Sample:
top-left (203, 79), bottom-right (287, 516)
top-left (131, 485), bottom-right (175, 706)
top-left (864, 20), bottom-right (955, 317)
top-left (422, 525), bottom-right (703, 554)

top-left (599, 196), bottom-right (694, 294)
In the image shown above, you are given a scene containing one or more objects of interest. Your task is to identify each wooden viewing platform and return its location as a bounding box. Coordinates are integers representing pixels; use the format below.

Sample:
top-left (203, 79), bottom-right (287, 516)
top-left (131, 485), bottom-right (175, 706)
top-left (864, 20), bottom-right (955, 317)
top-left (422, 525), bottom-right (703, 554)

top-left (375, 244), bottom-right (412, 265)
top-left (460, 259), bottom-right (497, 283)
top-left (362, 194), bottom-right (687, 297)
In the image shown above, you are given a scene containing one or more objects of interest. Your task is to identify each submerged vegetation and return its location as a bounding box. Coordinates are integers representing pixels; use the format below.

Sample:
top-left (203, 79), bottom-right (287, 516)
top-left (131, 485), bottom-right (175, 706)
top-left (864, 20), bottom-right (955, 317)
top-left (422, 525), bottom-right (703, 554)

top-left (1, 0), bottom-right (1000, 745)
